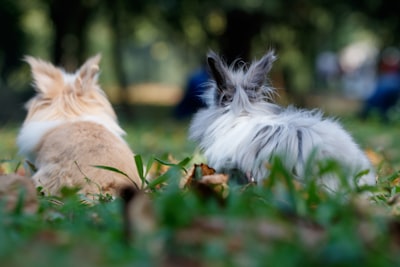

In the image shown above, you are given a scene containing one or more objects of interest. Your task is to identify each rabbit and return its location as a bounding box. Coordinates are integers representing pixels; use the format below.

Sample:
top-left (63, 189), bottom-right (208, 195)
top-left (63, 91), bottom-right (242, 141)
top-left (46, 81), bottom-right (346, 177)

top-left (189, 50), bottom-right (376, 191)
top-left (17, 55), bottom-right (141, 198)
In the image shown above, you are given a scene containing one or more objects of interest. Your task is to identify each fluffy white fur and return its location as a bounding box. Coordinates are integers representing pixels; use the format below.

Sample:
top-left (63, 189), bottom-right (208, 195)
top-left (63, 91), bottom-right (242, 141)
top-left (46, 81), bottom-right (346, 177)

top-left (189, 51), bottom-right (376, 191)
top-left (17, 55), bottom-right (141, 197)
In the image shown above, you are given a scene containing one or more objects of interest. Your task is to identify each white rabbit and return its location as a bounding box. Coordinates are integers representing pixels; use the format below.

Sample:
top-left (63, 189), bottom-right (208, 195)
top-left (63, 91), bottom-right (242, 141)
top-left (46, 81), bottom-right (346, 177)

top-left (17, 55), bottom-right (141, 198)
top-left (189, 50), bottom-right (376, 191)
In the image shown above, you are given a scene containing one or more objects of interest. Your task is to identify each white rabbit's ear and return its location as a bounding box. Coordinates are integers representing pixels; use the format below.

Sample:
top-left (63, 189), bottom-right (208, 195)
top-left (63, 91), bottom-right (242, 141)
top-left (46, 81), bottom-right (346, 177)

top-left (24, 56), bottom-right (64, 96)
top-left (75, 54), bottom-right (101, 94)
top-left (207, 51), bottom-right (228, 90)
top-left (207, 51), bottom-right (235, 105)
top-left (246, 50), bottom-right (276, 88)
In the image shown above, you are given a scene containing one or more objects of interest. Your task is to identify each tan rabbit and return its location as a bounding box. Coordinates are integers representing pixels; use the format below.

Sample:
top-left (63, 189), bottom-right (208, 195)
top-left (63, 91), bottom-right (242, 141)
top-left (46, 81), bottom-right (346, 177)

top-left (17, 55), bottom-right (141, 198)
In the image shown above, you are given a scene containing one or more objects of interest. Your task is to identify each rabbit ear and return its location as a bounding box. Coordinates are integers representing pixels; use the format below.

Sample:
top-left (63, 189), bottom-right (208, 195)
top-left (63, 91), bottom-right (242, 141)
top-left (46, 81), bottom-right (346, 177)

top-left (74, 54), bottom-right (101, 94)
top-left (207, 51), bottom-right (235, 105)
top-left (24, 56), bottom-right (64, 96)
top-left (246, 50), bottom-right (276, 88)
top-left (207, 51), bottom-right (230, 90)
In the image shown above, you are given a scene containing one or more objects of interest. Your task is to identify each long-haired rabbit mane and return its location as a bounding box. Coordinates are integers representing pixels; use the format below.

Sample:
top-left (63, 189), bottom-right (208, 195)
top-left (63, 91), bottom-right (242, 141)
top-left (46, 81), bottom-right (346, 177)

top-left (189, 50), bottom-right (376, 191)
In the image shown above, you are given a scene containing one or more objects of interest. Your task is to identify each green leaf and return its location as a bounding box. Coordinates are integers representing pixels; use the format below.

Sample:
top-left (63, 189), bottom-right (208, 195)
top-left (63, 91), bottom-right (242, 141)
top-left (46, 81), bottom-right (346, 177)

top-left (154, 156), bottom-right (191, 173)
top-left (147, 173), bottom-right (169, 189)
top-left (153, 157), bottom-right (178, 167)
top-left (147, 166), bottom-right (182, 190)
top-left (92, 165), bottom-right (139, 189)
top-left (177, 157), bottom-right (191, 168)
top-left (380, 170), bottom-right (400, 185)
top-left (134, 154), bottom-right (144, 179)
top-left (145, 156), bottom-right (155, 178)
top-left (93, 165), bottom-right (130, 178)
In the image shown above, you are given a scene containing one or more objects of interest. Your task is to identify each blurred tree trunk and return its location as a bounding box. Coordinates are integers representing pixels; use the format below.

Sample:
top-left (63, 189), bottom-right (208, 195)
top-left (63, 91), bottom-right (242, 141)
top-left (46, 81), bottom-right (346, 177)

top-left (219, 9), bottom-right (264, 64)
top-left (0, 0), bottom-right (25, 80)
top-left (106, 0), bottom-right (133, 117)
top-left (49, 0), bottom-right (95, 70)
top-left (0, 0), bottom-right (26, 122)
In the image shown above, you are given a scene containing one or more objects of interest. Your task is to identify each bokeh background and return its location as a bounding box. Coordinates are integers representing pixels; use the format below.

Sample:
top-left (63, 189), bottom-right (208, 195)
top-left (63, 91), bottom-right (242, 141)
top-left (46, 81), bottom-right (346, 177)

top-left (0, 0), bottom-right (399, 161)
top-left (1, 3), bottom-right (400, 265)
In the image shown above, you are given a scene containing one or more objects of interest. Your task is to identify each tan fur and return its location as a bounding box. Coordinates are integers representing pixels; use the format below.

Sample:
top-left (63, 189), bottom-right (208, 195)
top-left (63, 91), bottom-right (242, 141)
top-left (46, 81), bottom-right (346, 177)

top-left (34, 121), bottom-right (139, 196)
top-left (18, 55), bottom-right (141, 198)
top-left (23, 55), bottom-right (122, 135)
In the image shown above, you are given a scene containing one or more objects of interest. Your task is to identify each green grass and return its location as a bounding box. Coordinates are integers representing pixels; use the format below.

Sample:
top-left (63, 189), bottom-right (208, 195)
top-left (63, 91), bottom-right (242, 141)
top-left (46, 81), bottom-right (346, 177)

top-left (0, 122), bottom-right (19, 160)
top-left (343, 117), bottom-right (400, 167)
top-left (1, 105), bottom-right (400, 266)
top-left (121, 105), bottom-right (196, 159)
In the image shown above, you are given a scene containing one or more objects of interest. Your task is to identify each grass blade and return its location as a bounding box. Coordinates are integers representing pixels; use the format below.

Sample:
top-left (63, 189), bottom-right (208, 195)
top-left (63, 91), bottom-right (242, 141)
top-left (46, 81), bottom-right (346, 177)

top-left (92, 165), bottom-right (130, 178)
top-left (145, 156), bottom-right (155, 178)
top-left (134, 154), bottom-right (144, 179)
top-left (154, 156), bottom-right (191, 173)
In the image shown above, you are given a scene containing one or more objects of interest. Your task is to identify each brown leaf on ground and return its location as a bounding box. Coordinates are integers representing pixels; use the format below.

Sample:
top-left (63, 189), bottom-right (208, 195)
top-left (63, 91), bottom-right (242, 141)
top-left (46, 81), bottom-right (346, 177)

top-left (0, 174), bottom-right (38, 213)
top-left (181, 163), bottom-right (217, 187)
top-left (198, 163), bottom-right (217, 176)
top-left (183, 164), bottom-right (229, 203)
top-left (201, 173), bottom-right (229, 184)
top-left (365, 148), bottom-right (384, 167)
top-left (365, 149), bottom-right (397, 180)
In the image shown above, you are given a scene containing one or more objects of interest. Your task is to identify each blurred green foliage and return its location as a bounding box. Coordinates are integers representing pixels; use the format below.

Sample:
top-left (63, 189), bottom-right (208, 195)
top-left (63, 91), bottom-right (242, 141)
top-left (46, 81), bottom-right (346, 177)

top-left (1, 129), bottom-right (400, 266)
top-left (1, 105), bottom-right (400, 267)
top-left (0, 0), bottom-right (399, 121)
top-left (1, 2), bottom-right (399, 264)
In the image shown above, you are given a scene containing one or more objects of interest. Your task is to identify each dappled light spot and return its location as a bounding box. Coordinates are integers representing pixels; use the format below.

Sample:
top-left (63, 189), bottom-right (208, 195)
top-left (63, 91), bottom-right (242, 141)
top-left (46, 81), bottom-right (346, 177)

top-left (124, 83), bottom-right (182, 106)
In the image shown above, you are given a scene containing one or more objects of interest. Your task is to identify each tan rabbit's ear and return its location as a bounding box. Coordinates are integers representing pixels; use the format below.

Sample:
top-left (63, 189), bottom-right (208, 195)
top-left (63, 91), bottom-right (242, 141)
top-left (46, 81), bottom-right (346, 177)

top-left (24, 56), bottom-right (64, 96)
top-left (75, 54), bottom-right (101, 94)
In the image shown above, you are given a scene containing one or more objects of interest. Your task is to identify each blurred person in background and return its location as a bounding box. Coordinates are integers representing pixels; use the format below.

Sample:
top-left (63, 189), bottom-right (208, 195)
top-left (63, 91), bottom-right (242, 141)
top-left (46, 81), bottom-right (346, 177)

top-left (315, 51), bottom-right (340, 91)
top-left (174, 65), bottom-right (209, 119)
top-left (360, 47), bottom-right (400, 121)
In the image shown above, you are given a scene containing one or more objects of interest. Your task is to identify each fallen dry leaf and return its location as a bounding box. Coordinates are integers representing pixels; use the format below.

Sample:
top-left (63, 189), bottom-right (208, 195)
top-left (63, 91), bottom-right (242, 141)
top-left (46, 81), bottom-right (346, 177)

top-left (183, 163), bottom-right (229, 204)
top-left (365, 148), bottom-right (384, 167)
top-left (181, 163), bottom-right (216, 187)
top-left (201, 174), bottom-right (229, 184)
